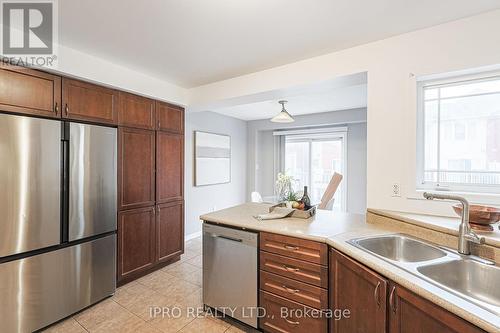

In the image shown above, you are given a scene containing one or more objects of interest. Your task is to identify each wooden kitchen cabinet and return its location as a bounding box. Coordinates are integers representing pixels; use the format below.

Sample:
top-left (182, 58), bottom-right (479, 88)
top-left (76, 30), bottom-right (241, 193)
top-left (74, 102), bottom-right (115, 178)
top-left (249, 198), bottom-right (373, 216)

top-left (260, 290), bottom-right (328, 333)
top-left (330, 249), bottom-right (387, 333)
top-left (118, 206), bottom-right (156, 280)
top-left (118, 127), bottom-right (156, 210)
top-left (62, 78), bottom-right (118, 124)
top-left (118, 92), bottom-right (156, 130)
top-left (156, 131), bottom-right (183, 203)
top-left (156, 101), bottom-right (184, 133)
top-left (388, 283), bottom-right (486, 333)
top-left (0, 65), bottom-right (61, 118)
top-left (156, 200), bottom-right (184, 263)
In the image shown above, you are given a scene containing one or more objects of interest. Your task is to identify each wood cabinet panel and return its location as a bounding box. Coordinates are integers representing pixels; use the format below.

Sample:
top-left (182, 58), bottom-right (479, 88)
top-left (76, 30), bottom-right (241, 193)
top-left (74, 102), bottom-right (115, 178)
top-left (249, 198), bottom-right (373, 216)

top-left (330, 249), bottom-right (387, 333)
top-left (0, 65), bottom-right (61, 118)
top-left (389, 284), bottom-right (485, 333)
top-left (156, 131), bottom-right (183, 203)
top-left (62, 78), bottom-right (118, 124)
top-left (260, 270), bottom-right (327, 309)
top-left (118, 92), bottom-right (155, 129)
top-left (259, 290), bottom-right (327, 333)
top-left (118, 127), bottom-right (156, 210)
top-left (260, 232), bottom-right (328, 265)
top-left (156, 200), bottom-right (184, 263)
top-left (260, 251), bottom-right (328, 288)
top-left (118, 206), bottom-right (156, 280)
top-left (156, 101), bottom-right (183, 133)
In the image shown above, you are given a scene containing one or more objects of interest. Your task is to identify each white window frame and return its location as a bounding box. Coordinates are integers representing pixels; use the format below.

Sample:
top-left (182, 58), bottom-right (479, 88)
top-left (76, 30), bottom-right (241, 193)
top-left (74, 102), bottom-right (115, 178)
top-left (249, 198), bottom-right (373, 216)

top-left (275, 127), bottom-right (348, 211)
top-left (416, 71), bottom-right (500, 194)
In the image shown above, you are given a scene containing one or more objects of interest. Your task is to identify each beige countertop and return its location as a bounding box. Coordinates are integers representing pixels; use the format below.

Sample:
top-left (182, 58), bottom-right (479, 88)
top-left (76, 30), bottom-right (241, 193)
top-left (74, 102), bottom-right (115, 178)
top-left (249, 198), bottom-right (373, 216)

top-left (200, 203), bottom-right (500, 333)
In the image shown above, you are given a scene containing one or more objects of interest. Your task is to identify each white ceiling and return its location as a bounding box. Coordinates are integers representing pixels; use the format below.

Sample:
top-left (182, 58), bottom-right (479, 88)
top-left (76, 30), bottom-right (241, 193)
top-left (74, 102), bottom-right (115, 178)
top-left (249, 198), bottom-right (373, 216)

top-left (59, 1), bottom-right (500, 88)
top-left (213, 73), bottom-right (367, 120)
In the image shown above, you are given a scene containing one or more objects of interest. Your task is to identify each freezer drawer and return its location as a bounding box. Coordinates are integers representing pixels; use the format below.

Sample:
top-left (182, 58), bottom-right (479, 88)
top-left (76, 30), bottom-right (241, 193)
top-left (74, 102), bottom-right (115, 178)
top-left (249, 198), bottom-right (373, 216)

top-left (69, 122), bottom-right (117, 241)
top-left (0, 113), bottom-right (61, 258)
top-left (0, 234), bottom-right (116, 333)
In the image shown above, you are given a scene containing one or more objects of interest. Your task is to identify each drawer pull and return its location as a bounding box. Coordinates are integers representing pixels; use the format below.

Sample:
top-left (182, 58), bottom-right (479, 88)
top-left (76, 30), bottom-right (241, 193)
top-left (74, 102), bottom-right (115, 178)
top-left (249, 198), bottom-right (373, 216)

top-left (282, 285), bottom-right (300, 294)
top-left (283, 265), bottom-right (300, 272)
top-left (374, 281), bottom-right (381, 307)
top-left (284, 318), bottom-right (300, 325)
top-left (283, 244), bottom-right (299, 251)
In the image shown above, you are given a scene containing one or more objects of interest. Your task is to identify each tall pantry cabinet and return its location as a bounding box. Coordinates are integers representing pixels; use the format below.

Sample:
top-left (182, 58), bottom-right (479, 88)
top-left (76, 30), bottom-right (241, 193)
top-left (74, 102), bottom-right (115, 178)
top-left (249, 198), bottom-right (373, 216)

top-left (117, 93), bottom-right (184, 284)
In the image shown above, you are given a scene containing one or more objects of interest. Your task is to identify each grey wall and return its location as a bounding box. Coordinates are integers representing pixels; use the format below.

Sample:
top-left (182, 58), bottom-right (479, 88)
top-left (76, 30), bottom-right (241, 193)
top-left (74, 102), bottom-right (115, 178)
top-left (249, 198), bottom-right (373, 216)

top-left (247, 108), bottom-right (367, 213)
top-left (184, 111), bottom-right (247, 238)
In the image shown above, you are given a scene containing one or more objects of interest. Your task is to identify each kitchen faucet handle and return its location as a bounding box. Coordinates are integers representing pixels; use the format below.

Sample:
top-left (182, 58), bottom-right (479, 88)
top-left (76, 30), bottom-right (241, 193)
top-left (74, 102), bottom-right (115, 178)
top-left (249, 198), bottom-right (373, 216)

top-left (464, 231), bottom-right (484, 245)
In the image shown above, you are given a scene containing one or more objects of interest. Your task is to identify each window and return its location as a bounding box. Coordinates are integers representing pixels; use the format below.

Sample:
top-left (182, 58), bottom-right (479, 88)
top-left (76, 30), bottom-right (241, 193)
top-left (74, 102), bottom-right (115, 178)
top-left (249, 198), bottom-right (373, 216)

top-left (283, 130), bottom-right (347, 211)
top-left (417, 73), bottom-right (500, 193)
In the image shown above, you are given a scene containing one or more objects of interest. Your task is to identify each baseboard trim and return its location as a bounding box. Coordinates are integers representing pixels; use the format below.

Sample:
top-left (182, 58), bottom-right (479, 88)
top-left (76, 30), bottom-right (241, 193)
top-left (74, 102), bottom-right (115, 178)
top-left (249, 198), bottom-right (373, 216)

top-left (185, 231), bottom-right (202, 242)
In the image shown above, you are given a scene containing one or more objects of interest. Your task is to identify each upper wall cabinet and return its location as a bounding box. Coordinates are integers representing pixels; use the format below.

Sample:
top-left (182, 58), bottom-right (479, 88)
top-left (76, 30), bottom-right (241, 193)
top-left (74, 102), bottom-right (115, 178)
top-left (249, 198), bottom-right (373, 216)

top-left (0, 65), bottom-right (61, 118)
top-left (156, 101), bottom-right (184, 133)
top-left (118, 92), bottom-right (155, 130)
top-left (62, 78), bottom-right (118, 125)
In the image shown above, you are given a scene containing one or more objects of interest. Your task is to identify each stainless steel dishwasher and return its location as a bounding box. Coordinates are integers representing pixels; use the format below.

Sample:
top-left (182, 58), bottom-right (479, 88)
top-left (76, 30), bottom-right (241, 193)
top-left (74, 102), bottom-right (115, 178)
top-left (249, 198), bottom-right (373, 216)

top-left (203, 223), bottom-right (258, 328)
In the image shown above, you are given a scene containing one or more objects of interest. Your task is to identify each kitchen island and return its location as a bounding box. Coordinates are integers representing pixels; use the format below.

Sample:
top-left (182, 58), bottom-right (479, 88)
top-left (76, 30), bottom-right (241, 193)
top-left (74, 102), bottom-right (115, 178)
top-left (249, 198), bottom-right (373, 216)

top-left (201, 203), bottom-right (500, 333)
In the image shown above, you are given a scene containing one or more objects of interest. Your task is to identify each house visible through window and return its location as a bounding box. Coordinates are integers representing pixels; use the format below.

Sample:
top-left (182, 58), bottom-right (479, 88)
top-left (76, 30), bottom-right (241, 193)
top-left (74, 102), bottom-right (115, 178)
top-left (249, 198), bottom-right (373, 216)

top-left (417, 73), bottom-right (500, 193)
top-left (284, 131), bottom-right (346, 211)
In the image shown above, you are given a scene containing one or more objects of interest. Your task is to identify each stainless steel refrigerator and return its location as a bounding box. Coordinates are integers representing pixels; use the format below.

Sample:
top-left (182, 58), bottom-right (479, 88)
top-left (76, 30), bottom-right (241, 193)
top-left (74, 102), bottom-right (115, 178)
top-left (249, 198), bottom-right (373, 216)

top-left (0, 113), bottom-right (117, 332)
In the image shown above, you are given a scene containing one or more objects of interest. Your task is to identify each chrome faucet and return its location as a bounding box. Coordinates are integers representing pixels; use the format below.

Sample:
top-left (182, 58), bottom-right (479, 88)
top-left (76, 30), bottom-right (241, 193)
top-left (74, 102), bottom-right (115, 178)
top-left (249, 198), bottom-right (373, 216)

top-left (423, 192), bottom-right (484, 255)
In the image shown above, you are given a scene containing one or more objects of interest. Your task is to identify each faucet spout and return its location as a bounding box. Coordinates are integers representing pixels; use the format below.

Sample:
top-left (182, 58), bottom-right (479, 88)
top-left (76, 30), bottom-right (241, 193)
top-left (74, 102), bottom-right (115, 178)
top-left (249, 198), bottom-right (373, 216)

top-left (422, 192), bottom-right (484, 255)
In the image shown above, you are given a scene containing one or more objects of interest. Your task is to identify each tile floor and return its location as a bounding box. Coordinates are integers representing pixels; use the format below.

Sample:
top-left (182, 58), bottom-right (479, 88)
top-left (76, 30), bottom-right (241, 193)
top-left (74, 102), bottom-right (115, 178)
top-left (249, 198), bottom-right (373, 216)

top-left (42, 237), bottom-right (257, 333)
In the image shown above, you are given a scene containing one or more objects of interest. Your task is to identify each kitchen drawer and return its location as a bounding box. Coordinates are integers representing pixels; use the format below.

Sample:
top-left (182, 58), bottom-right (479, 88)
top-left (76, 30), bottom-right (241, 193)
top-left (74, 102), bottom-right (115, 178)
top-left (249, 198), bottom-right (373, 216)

top-left (260, 251), bottom-right (328, 288)
top-left (260, 232), bottom-right (327, 265)
top-left (260, 270), bottom-right (327, 309)
top-left (259, 290), bottom-right (327, 333)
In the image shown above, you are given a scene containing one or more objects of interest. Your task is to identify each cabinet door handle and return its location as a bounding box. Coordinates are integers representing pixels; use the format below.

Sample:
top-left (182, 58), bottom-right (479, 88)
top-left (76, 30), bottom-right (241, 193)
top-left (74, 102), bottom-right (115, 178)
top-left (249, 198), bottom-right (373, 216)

top-left (284, 318), bottom-right (300, 325)
top-left (282, 285), bottom-right (300, 294)
top-left (374, 281), bottom-right (381, 307)
top-left (283, 244), bottom-right (299, 251)
top-left (389, 286), bottom-right (397, 313)
top-left (283, 265), bottom-right (299, 272)
top-left (64, 104), bottom-right (69, 115)
top-left (54, 103), bottom-right (59, 113)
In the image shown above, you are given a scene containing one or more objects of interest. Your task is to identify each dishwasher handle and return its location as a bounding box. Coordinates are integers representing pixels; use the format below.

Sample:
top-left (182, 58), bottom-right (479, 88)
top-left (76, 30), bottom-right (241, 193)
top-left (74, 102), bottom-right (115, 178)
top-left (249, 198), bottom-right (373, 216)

top-left (211, 234), bottom-right (243, 243)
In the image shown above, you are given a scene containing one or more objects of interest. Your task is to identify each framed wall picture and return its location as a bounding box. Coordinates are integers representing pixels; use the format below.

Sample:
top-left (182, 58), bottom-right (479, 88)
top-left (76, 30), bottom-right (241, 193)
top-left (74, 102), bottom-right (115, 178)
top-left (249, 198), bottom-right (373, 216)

top-left (194, 131), bottom-right (231, 186)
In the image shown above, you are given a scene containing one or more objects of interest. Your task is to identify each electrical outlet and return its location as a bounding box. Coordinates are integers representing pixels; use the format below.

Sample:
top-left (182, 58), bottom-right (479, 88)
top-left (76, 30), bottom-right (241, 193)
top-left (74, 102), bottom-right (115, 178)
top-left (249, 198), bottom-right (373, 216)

top-left (392, 183), bottom-right (401, 197)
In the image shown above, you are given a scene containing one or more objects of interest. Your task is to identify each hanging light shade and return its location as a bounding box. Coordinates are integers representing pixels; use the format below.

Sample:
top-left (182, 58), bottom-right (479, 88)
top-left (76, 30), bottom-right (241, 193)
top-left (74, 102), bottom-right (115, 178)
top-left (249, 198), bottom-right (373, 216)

top-left (271, 100), bottom-right (294, 123)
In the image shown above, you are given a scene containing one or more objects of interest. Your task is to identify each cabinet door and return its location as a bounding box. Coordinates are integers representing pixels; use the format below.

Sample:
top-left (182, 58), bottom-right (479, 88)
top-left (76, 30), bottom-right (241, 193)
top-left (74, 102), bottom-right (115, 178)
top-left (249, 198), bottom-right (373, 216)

top-left (156, 101), bottom-right (183, 133)
top-left (118, 92), bottom-right (155, 130)
top-left (330, 249), bottom-right (387, 333)
top-left (156, 131), bottom-right (183, 203)
top-left (118, 127), bottom-right (156, 210)
top-left (0, 65), bottom-right (61, 118)
top-left (62, 78), bottom-right (118, 124)
top-left (156, 201), bottom-right (184, 263)
top-left (389, 284), bottom-right (485, 333)
top-left (118, 206), bottom-right (156, 280)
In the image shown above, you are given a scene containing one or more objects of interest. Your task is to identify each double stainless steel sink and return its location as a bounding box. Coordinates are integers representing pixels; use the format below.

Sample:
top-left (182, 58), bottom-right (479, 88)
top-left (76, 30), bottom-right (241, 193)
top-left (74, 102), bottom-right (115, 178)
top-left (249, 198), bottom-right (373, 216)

top-left (348, 234), bottom-right (500, 316)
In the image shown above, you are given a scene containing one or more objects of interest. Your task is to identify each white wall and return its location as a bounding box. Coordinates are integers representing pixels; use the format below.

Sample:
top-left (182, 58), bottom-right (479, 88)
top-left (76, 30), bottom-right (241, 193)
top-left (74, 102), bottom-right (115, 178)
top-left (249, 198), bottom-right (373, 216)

top-left (247, 108), bottom-right (367, 214)
top-left (189, 10), bottom-right (500, 216)
top-left (184, 111), bottom-right (247, 239)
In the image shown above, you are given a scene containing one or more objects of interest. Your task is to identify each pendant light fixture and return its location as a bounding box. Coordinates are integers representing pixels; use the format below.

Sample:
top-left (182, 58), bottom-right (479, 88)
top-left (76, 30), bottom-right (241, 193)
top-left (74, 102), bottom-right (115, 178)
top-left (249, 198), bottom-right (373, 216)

top-left (271, 100), bottom-right (294, 123)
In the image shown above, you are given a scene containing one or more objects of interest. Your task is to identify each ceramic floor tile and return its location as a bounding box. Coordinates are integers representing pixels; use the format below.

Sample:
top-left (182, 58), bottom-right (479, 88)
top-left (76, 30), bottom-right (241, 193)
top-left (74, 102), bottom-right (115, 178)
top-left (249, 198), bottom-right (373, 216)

top-left (178, 317), bottom-right (230, 333)
top-left (163, 262), bottom-right (199, 279)
top-left (41, 318), bottom-right (87, 333)
top-left (136, 270), bottom-right (178, 292)
top-left (148, 308), bottom-right (196, 333)
top-left (158, 280), bottom-right (201, 305)
top-left (185, 255), bottom-right (202, 268)
top-left (74, 299), bottom-right (128, 330)
top-left (89, 311), bottom-right (146, 333)
top-left (183, 268), bottom-right (202, 287)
